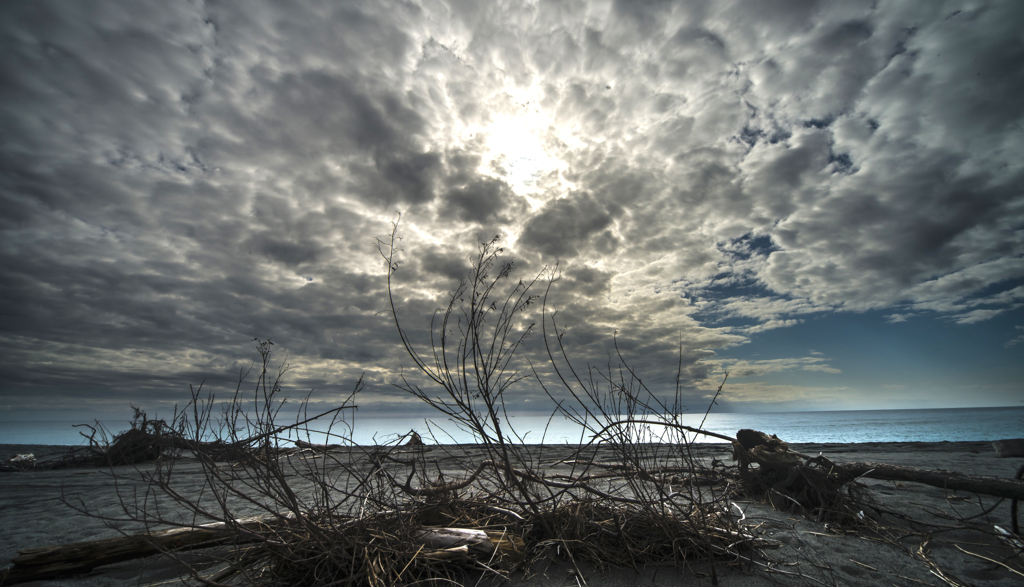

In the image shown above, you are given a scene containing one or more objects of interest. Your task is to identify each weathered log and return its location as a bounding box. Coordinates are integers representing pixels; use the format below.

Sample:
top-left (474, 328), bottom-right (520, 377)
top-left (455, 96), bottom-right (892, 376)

top-left (294, 439), bottom-right (340, 451)
top-left (0, 519), bottom-right (519, 585)
top-left (0, 516), bottom-right (277, 586)
top-left (993, 439), bottom-right (1024, 458)
top-left (733, 430), bottom-right (1024, 501)
top-left (836, 461), bottom-right (1024, 501)
top-left (412, 527), bottom-right (522, 558)
top-left (405, 430), bottom-right (424, 446)
top-left (735, 429), bottom-right (787, 452)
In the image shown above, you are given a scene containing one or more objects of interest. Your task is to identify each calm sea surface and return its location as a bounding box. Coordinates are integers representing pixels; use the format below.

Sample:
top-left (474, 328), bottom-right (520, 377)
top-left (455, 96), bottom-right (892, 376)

top-left (2, 406), bottom-right (1022, 446)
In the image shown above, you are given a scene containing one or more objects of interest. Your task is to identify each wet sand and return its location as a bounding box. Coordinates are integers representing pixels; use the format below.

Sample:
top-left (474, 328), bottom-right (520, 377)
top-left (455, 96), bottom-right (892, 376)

top-left (1, 441), bottom-right (1022, 586)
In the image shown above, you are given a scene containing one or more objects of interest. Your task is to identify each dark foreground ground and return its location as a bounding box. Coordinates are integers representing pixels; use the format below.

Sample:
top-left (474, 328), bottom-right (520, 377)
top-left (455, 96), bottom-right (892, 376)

top-left (1, 440), bottom-right (1022, 586)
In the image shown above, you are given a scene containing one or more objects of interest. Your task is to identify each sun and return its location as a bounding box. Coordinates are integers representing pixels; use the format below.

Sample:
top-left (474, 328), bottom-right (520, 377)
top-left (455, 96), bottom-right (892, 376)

top-left (475, 104), bottom-right (575, 208)
top-left (484, 117), bottom-right (550, 184)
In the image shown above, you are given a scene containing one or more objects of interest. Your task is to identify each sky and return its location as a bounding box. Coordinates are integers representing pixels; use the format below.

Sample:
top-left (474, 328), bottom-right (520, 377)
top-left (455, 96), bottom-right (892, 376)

top-left (1, 0), bottom-right (1022, 425)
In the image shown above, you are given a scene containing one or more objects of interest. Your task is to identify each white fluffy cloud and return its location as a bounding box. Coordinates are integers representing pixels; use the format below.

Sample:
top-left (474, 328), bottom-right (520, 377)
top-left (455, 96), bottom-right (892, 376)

top-left (1, 0), bottom-right (1021, 415)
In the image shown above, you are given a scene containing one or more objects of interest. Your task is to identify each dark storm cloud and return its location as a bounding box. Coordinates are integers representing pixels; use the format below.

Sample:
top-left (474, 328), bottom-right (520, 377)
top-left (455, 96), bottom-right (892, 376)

top-left (519, 192), bottom-right (617, 258)
top-left (563, 265), bottom-right (614, 299)
top-left (0, 0), bottom-right (442, 415)
top-left (1, 0), bottom-right (1022, 417)
top-left (419, 248), bottom-right (469, 282)
top-left (439, 177), bottom-right (518, 224)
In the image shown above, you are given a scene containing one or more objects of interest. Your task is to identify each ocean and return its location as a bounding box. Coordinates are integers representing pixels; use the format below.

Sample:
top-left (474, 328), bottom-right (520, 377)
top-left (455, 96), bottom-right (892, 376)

top-left (1, 406), bottom-right (1022, 447)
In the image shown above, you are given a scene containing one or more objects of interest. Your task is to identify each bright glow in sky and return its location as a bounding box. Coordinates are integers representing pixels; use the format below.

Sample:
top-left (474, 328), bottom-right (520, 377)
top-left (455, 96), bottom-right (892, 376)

top-left (481, 113), bottom-right (557, 199)
top-left (0, 0), bottom-right (1022, 423)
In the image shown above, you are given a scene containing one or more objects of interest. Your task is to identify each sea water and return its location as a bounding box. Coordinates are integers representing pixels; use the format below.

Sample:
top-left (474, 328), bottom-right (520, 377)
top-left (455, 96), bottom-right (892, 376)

top-left (1, 406), bottom-right (1022, 447)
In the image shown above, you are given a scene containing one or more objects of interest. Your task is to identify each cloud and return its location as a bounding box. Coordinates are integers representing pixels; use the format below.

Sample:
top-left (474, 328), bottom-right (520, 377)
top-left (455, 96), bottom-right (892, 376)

top-left (518, 192), bottom-right (617, 258)
top-left (1007, 326), bottom-right (1024, 348)
top-left (706, 295), bottom-right (823, 322)
top-left (1, 0), bottom-right (1021, 417)
top-left (712, 383), bottom-right (854, 409)
top-left (740, 319), bottom-right (803, 334)
top-left (439, 177), bottom-right (521, 224)
top-left (910, 284), bottom-right (1024, 323)
top-left (716, 357), bottom-right (841, 378)
top-left (952, 307), bottom-right (1012, 325)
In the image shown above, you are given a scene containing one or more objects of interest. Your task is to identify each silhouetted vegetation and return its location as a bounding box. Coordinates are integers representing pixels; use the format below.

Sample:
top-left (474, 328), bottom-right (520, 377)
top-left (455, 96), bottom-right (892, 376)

top-left (8, 221), bottom-right (1021, 586)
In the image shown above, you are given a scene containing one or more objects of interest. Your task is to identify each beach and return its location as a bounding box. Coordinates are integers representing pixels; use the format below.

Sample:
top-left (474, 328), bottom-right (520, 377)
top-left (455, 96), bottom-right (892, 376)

top-left (2, 440), bottom-right (1022, 586)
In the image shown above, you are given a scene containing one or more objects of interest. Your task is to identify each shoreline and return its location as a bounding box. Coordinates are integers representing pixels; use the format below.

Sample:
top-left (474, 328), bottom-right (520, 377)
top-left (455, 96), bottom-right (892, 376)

top-left (0, 438), bottom-right (1008, 450)
top-left (2, 440), bottom-right (1022, 586)
top-left (4, 404), bottom-right (1023, 447)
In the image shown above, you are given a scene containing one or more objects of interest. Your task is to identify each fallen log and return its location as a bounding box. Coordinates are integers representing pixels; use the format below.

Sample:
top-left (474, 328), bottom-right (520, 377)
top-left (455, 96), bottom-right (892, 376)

top-left (413, 527), bottom-right (523, 558)
top-left (733, 430), bottom-right (1024, 503)
top-left (836, 461), bottom-right (1024, 501)
top-left (405, 430), bottom-right (424, 446)
top-left (294, 439), bottom-right (340, 451)
top-left (0, 517), bottom-right (518, 585)
top-left (993, 439), bottom-right (1024, 458)
top-left (0, 515), bottom-right (276, 586)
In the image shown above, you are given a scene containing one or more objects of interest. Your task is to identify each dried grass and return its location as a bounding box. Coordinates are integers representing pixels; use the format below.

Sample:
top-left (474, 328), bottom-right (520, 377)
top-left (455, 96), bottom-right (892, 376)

top-left (41, 222), bottom-right (846, 586)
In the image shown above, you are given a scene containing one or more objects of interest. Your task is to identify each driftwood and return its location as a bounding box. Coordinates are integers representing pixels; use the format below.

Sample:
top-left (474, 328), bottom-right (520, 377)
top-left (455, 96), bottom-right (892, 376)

top-left (293, 430), bottom-right (423, 452)
top-left (732, 429), bottom-right (800, 470)
top-left (0, 516), bottom-right (275, 585)
top-left (412, 527), bottom-right (523, 559)
top-left (0, 517), bottom-right (516, 586)
top-left (9, 426), bottom-right (1022, 585)
top-left (733, 429), bottom-right (1024, 514)
top-left (293, 439), bottom-right (340, 451)
top-left (993, 439), bottom-right (1024, 458)
top-left (837, 461), bottom-right (1024, 501)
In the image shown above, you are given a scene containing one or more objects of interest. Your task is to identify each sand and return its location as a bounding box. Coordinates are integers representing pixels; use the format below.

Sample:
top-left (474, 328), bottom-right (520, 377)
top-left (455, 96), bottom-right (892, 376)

top-left (1, 441), bottom-right (1022, 586)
